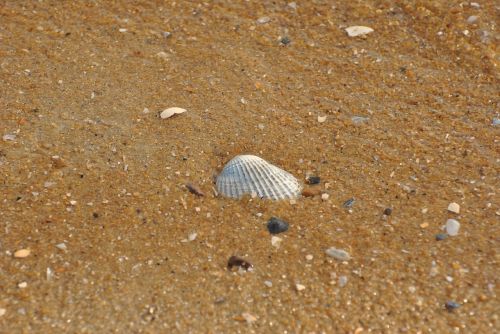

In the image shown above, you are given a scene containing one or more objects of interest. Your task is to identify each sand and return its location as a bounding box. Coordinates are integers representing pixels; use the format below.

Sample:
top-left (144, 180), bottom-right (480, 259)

top-left (0, 1), bottom-right (498, 333)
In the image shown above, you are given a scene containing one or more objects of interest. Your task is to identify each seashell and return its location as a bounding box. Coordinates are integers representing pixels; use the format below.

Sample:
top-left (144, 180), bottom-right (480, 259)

top-left (216, 155), bottom-right (301, 200)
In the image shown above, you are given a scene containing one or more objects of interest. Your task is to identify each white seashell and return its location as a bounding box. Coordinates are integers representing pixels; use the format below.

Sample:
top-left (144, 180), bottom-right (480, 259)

top-left (345, 26), bottom-right (374, 37)
top-left (216, 155), bottom-right (301, 200)
top-left (160, 107), bottom-right (186, 119)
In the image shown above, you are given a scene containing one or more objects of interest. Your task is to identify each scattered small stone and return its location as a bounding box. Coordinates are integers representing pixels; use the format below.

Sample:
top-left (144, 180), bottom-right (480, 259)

top-left (338, 275), bottom-right (348, 287)
top-left (55, 243), bottom-right (67, 251)
top-left (351, 116), bottom-right (370, 124)
top-left (46, 267), bottom-right (53, 281)
top-left (295, 283), bottom-right (306, 291)
top-left (267, 217), bottom-right (289, 234)
top-left (256, 16), bottom-right (271, 24)
top-left (470, 2), bottom-right (480, 8)
top-left (119, 28), bottom-right (127, 32)
top-left (288, 2), bottom-right (297, 9)
top-left (186, 183), bottom-right (204, 196)
top-left (14, 249), bottom-right (30, 258)
top-left (0, 308), bottom-right (5, 317)
top-left (306, 176), bottom-right (321, 185)
top-left (445, 219), bottom-right (460, 236)
top-left (420, 222), bottom-right (429, 229)
top-left (436, 233), bottom-right (448, 241)
top-left (142, 107), bottom-right (150, 114)
top-left (325, 247), bottom-right (351, 261)
top-left (188, 232), bottom-right (197, 241)
top-left (241, 312), bottom-right (257, 324)
top-left (466, 15), bottom-right (479, 24)
top-left (18, 282), bottom-right (27, 289)
top-left (264, 280), bottom-right (273, 287)
top-left (227, 256), bottom-right (253, 271)
top-left (305, 254), bottom-right (313, 261)
top-left (317, 115), bottom-right (327, 123)
top-left (445, 301), bottom-right (460, 311)
top-left (345, 26), bottom-right (374, 37)
top-left (321, 193), bottom-right (330, 201)
top-left (280, 36), bottom-right (291, 45)
top-left (447, 202), bottom-right (460, 214)
top-left (492, 118), bottom-right (500, 126)
top-left (383, 207), bottom-right (392, 216)
top-left (162, 31), bottom-right (172, 38)
top-left (343, 198), bottom-right (355, 208)
top-left (2, 134), bottom-right (16, 141)
top-left (271, 236), bottom-right (282, 248)
top-left (160, 107), bottom-right (186, 119)
top-left (51, 155), bottom-right (67, 168)
top-left (301, 188), bottom-right (321, 197)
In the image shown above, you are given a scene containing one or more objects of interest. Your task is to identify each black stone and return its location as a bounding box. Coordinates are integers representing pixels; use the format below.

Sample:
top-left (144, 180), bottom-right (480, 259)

top-left (445, 301), bottom-right (460, 311)
top-left (306, 176), bottom-right (321, 185)
top-left (435, 233), bottom-right (448, 241)
top-left (343, 198), bottom-right (355, 208)
top-left (267, 217), bottom-right (289, 234)
top-left (280, 36), bottom-right (291, 45)
top-left (383, 207), bottom-right (392, 216)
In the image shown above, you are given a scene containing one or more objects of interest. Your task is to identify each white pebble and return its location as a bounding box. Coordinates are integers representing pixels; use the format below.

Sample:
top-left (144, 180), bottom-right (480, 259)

top-left (445, 219), bottom-right (460, 236)
top-left (467, 15), bottom-right (479, 24)
top-left (447, 202), bottom-right (460, 214)
top-left (305, 254), bottom-right (313, 261)
top-left (188, 232), bottom-right (197, 241)
top-left (317, 115), bottom-right (327, 123)
top-left (264, 280), bottom-right (273, 287)
top-left (295, 283), bottom-right (306, 291)
top-left (325, 247), bottom-right (351, 261)
top-left (18, 282), bottom-right (28, 289)
top-left (271, 236), bottom-right (282, 248)
top-left (338, 275), bottom-right (348, 287)
top-left (288, 2), bottom-right (297, 9)
top-left (256, 16), bottom-right (271, 24)
top-left (2, 134), bottom-right (16, 141)
top-left (55, 243), bottom-right (67, 251)
top-left (321, 193), bottom-right (329, 201)
top-left (0, 308), bottom-right (6, 317)
top-left (345, 26), bottom-right (374, 37)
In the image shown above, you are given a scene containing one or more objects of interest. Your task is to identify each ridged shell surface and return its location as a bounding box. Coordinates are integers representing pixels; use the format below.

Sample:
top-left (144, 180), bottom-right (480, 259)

top-left (216, 155), bottom-right (302, 200)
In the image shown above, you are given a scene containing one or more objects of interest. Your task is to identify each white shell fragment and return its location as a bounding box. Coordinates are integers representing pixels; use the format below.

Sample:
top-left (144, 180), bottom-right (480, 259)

top-left (447, 202), bottom-right (460, 214)
top-left (345, 26), bottom-right (374, 37)
top-left (216, 155), bottom-right (302, 200)
top-left (160, 107), bottom-right (186, 119)
top-left (325, 248), bottom-right (351, 261)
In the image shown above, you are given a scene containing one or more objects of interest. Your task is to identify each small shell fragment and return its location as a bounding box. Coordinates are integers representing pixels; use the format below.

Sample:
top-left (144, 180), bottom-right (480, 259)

top-left (216, 155), bottom-right (301, 200)
top-left (345, 26), bottom-right (374, 37)
top-left (14, 249), bottom-right (31, 258)
top-left (447, 202), bottom-right (460, 214)
top-left (160, 107), bottom-right (186, 119)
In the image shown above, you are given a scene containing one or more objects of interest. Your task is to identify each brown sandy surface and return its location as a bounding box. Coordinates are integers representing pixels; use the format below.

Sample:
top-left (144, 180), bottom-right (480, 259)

top-left (1, 1), bottom-right (499, 333)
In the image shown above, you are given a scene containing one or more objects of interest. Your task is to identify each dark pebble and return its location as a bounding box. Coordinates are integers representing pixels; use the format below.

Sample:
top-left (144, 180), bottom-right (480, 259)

top-left (280, 36), bottom-right (291, 45)
top-left (267, 217), bottom-right (289, 234)
top-left (306, 176), bottom-right (321, 185)
top-left (186, 183), bottom-right (204, 196)
top-left (227, 256), bottom-right (253, 271)
top-left (383, 207), bottom-right (392, 216)
top-left (343, 198), bottom-right (355, 208)
top-left (445, 301), bottom-right (460, 311)
top-left (93, 212), bottom-right (99, 218)
top-left (436, 233), bottom-right (448, 241)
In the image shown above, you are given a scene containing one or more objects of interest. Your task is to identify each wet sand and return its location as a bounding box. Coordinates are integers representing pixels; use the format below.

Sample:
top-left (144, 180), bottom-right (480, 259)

top-left (0, 1), bottom-right (499, 333)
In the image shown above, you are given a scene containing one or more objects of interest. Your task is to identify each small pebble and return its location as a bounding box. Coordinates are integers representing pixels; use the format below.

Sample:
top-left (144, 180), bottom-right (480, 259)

top-left (18, 282), bottom-right (27, 289)
top-left (420, 222), bottom-right (429, 229)
top-left (321, 193), bottom-right (329, 201)
top-left (0, 308), bottom-right (5, 317)
top-left (306, 176), bottom-right (321, 185)
top-left (264, 280), bottom-right (273, 287)
top-left (241, 312), bottom-right (257, 324)
top-left (280, 36), bottom-right (291, 45)
top-left (383, 207), bottom-right (392, 216)
top-left (188, 232), bottom-right (197, 241)
top-left (271, 236), bottom-right (282, 248)
top-left (288, 2), bottom-right (297, 9)
top-left (435, 233), bottom-right (448, 241)
top-left (325, 247), bottom-right (351, 261)
top-left (351, 116), bottom-right (370, 124)
top-left (256, 16), bottom-right (270, 24)
top-left (492, 118), bottom-right (500, 126)
top-left (445, 301), bottom-right (460, 311)
top-left (317, 115), bottom-right (327, 123)
top-left (445, 219), bottom-right (460, 236)
top-left (305, 254), bottom-right (313, 261)
top-left (345, 26), bottom-right (374, 37)
top-left (338, 276), bottom-right (348, 287)
top-left (343, 198), bottom-right (355, 208)
top-left (447, 202), bottom-right (460, 214)
top-left (55, 243), bottom-right (67, 251)
top-left (227, 256), bottom-right (253, 271)
top-left (295, 283), bottom-right (306, 291)
top-left (267, 217), bottom-right (289, 234)
top-left (14, 249), bottom-right (30, 258)
top-left (466, 15), bottom-right (479, 24)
